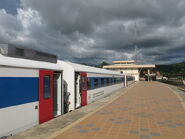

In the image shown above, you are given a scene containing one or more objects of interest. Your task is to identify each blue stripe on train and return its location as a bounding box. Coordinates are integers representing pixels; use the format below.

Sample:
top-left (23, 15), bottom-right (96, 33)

top-left (0, 77), bottom-right (39, 109)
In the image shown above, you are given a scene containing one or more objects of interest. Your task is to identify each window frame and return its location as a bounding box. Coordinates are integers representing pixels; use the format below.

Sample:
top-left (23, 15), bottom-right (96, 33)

top-left (43, 75), bottom-right (51, 99)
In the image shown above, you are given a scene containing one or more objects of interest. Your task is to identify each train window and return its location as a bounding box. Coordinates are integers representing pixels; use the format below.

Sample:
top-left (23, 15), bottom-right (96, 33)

top-left (116, 78), bottom-right (120, 83)
top-left (44, 75), bottom-right (50, 99)
top-left (115, 78), bottom-right (117, 84)
top-left (110, 78), bottom-right (112, 85)
top-left (114, 78), bottom-right (116, 84)
top-left (87, 78), bottom-right (91, 90)
top-left (120, 78), bottom-right (123, 83)
top-left (94, 78), bottom-right (99, 88)
top-left (101, 78), bottom-right (105, 87)
top-left (119, 78), bottom-right (122, 83)
top-left (117, 78), bottom-right (120, 83)
top-left (106, 78), bottom-right (110, 86)
top-left (111, 78), bottom-right (114, 85)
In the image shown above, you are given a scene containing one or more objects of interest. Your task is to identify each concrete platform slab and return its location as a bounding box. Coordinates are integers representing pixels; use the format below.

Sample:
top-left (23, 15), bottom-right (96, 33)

top-left (9, 84), bottom-right (134, 139)
top-left (9, 82), bottom-right (185, 139)
top-left (51, 82), bottom-right (185, 139)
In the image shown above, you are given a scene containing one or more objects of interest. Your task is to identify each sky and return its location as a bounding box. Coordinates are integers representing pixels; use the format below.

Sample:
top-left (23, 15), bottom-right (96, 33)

top-left (0, 0), bottom-right (185, 65)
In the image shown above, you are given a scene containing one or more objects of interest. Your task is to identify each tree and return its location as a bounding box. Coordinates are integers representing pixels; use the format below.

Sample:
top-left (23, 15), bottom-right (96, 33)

top-left (100, 61), bottom-right (109, 68)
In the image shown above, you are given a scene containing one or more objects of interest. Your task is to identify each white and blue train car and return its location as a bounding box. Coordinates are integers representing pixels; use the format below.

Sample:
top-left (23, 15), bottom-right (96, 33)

top-left (0, 44), bottom-right (135, 137)
top-left (126, 76), bottom-right (135, 85)
top-left (59, 61), bottom-right (127, 111)
top-left (0, 44), bottom-right (64, 138)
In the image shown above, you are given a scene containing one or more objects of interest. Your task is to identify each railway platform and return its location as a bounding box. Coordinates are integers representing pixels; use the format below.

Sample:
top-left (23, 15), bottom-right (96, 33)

top-left (10, 82), bottom-right (185, 139)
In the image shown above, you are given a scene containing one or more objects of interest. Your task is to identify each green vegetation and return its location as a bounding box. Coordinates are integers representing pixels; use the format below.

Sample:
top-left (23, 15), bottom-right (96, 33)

top-left (99, 61), bottom-right (110, 68)
top-left (155, 62), bottom-right (185, 78)
top-left (80, 61), bottom-right (110, 68)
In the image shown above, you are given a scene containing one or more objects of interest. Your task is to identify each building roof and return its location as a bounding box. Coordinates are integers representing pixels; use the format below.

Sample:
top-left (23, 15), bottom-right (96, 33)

top-left (103, 64), bottom-right (155, 69)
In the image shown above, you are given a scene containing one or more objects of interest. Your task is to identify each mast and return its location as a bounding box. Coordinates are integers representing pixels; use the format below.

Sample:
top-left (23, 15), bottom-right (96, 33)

top-left (134, 22), bottom-right (138, 63)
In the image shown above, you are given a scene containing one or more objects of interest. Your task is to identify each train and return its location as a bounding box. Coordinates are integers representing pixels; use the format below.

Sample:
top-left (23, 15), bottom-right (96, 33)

top-left (0, 44), bottom-right (135, 138)
top-left (162, 77), bottom-right (185, 86)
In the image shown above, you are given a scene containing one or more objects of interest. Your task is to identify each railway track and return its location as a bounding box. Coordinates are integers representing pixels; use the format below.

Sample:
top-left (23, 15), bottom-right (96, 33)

top-left (160, 80), bottom-right (185, 92)
top-left (178, 86), bottom-right (185, 92)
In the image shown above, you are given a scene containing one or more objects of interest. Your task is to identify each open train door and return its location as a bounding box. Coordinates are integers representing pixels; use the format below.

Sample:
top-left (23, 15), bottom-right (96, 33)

top-left (80, 72), bottom-right (87, 106)
top-left (39, 70), bottom-right (54, 124)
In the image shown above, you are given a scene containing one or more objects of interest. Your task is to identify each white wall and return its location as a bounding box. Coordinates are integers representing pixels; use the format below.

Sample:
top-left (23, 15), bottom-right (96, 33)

top-left (121, 69), bottom-right (139, 75)
top-left (121, 69), bottom-right (139, 81)
top-left (0, 102), bottom-right (39, 137)
top-left (87, 73), bottom-right (124, 104)
top-left (0, 67), bottom-right (38, 77)
top-left (0, 67), bottom-right (39, 137)
top-left (87, 72), bottom-right (123, 78)
top-left (87, 83), bottom-right (124, 104)
top-left (57, 74), bottom-right (62, 115)
top-left (59, 61), bottom-right (75, 111)
top-left (134, 74), bottom-right (139, 81)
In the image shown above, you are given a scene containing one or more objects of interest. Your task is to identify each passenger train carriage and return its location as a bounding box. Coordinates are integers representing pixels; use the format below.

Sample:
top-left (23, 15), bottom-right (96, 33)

top-left (0, 44), bottom-right (134, 138)
top-left (60, 61), bottom-right (128, 111)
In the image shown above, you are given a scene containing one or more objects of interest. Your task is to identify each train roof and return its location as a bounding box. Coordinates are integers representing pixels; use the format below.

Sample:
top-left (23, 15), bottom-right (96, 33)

top-left (0, 54), bottom-right (122, 75)
top-left (0, 53), bottom-right (62, 70)
top-left (0, 44), bottom-right (122, 74)
top-left (60, 60), bottom-right (123, 75)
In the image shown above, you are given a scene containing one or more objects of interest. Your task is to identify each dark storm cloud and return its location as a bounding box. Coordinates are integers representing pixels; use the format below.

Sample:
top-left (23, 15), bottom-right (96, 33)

top-left (138, 38), bottom-right (170, 48)
top-left (155, 53), bottom-right (185, 64)
top-left (0, 0), bottom-right (185, 64)
top-left (20, 0), bottom-right (185, 33)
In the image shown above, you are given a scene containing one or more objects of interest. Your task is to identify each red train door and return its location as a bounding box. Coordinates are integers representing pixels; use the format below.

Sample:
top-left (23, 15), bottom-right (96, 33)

top-left (39, 70), bottom-right (54, 124)
top-left (81, 72), bottom-right (87, 106)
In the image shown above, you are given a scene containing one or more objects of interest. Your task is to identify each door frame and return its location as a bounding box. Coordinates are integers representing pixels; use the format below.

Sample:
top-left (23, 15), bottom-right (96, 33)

top-left (80, 72), bottom-right (87, 106)
top-left (53, 72), bottom-right (62, 117)
top-left (39, 70), bottom-right (54, 124)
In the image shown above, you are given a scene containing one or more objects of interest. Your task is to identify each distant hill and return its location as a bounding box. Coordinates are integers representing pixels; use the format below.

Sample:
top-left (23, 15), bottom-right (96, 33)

top-left (80, 61), bottom-right (110, 68)
top-left (80, 61), bottom-right (185, 77)
top-left (155, 62), bottom-right (185, 76)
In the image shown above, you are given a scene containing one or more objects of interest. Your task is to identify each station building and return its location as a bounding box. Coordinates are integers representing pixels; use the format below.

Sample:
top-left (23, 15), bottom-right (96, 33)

top-left (103, 60), bottom-right (155, 81)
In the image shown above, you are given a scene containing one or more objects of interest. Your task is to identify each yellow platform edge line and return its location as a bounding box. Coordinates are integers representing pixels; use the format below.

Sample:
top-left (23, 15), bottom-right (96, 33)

top-left (47, 82), bottom-right (138, 139)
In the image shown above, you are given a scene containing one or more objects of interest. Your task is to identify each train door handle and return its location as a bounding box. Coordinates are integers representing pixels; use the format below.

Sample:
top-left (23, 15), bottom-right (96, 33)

top-left (35, 105), bottom-right (38, 110)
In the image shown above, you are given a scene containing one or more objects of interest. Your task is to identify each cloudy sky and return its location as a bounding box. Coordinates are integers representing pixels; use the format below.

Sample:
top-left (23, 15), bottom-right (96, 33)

top-left (0, 0), bottom-right (185, 65)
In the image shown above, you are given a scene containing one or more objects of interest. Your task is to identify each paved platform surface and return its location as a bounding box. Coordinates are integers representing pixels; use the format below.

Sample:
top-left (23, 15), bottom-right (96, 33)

top-left (53, 82), bottom-right (185, 139)
top-left (10, 84), bottom-right (130, 139)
